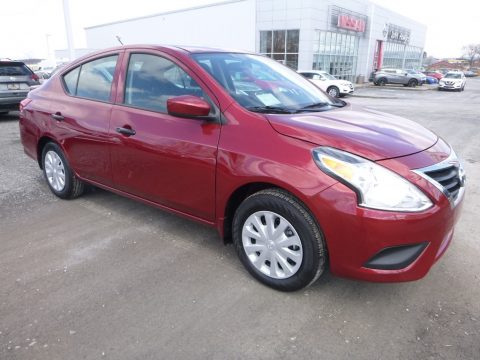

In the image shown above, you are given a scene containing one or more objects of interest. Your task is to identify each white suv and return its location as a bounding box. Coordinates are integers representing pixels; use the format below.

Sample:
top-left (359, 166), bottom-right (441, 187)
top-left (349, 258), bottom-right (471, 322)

top-left (438, 72), bottom-right (466, 91)
top-left (298, 70), bottom-right (354, 98)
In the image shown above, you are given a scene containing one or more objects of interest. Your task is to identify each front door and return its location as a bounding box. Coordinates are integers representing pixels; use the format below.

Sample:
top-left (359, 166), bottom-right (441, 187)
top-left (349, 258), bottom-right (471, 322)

top-left (110, 52), bottom-right (221, 221)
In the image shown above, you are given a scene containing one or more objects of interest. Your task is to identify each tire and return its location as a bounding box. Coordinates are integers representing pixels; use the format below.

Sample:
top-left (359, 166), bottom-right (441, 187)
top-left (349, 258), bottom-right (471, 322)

top-left (408, 79), bottom-right (418, 87)
top-left (232, 189), bottom-right (326, 291)
top-left (327, 86), bottom-right (340, 98)
top-left (41, 142), bottom-right (84, 199)
top-left (377, 78), bottom-right (387, 86)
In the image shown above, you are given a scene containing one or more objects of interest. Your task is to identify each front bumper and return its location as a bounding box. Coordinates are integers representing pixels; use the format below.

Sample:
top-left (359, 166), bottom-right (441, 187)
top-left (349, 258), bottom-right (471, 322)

top-left (309, 144), bottom-right (465, 282)
top-left (339, 85), bottom-right (354, 95)
top-left (438, 82), bottom-right (462, 90)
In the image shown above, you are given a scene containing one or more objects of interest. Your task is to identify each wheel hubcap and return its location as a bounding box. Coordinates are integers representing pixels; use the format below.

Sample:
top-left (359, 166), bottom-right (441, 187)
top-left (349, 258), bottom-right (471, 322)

top-left (242, 211), bottom-right (303, 279)
top-left (329, 88), bottom-right (338, 96)
top-left (44, 150), bottom-right (66, 191)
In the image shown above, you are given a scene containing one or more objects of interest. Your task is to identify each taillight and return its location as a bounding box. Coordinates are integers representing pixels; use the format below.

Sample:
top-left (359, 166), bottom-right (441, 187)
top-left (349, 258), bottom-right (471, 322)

top-left (19, 98), bottom-right (32, 114)
top-left (31, 73), bottom-right (39, 82)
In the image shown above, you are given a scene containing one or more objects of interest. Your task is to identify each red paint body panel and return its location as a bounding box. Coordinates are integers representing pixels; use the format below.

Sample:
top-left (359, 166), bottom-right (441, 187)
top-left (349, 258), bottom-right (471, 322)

top-left (18, 45), bottom-right (465, 284)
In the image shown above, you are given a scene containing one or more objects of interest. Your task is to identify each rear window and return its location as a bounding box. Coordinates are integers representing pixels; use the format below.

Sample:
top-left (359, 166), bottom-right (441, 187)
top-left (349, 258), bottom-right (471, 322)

top-left (0, 63), bottom-right (32, 76)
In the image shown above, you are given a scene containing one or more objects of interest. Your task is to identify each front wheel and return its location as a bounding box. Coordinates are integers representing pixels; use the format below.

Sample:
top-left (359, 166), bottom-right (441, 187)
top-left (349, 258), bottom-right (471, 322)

top-left (327, 86), bottom-right (340, 98)
top-left (408, 79), bottom-right (418, 87)
top-left (42, 142), bottom-right (84, 199)
top-left (232, 189), bottom-right (326, 291)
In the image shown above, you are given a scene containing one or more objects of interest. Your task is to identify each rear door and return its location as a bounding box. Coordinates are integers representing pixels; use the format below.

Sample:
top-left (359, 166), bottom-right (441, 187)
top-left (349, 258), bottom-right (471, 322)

top-left (109, 51), bottom-right (221, 221)
top-left (53, 52), bottom-right (123, 186)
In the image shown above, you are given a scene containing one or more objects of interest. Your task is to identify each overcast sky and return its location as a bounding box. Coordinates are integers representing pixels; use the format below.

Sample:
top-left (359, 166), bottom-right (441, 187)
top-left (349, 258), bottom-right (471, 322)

top-left (1, 0), bottom-right (478, 60)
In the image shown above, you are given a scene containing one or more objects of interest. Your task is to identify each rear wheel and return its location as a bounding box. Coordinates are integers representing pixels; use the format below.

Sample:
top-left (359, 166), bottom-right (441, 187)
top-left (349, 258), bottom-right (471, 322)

top-left (408, 79), bottom-right (418, 87)
top-left (41, 142), bottom-right (84, 199)
top-left (232, 189), bottom-right (326, 291)
top-left (377, 78), bottom-right (387, 86)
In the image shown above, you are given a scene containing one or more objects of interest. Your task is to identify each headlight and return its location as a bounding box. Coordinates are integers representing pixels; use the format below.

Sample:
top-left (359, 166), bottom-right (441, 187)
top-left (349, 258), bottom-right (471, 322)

top-left (312, 147), bottom-right (433, 212)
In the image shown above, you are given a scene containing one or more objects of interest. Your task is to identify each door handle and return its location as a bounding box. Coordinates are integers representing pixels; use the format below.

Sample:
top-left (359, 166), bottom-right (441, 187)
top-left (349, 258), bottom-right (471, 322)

top-left (116, 127), bottom-right (136, 136)
top-left (51, 113), bottom-right (64, 121)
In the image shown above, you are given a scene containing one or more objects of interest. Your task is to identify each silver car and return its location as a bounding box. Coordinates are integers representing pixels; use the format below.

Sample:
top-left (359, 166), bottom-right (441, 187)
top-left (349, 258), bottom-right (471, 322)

top-left (0, 61), bottom-right (40, 115)
top-left (373, 68), bottom-right (425, 87)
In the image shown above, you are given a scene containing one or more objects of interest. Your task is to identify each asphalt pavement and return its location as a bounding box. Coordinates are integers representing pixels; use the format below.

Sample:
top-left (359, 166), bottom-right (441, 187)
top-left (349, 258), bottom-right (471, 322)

top-left (1, 79), bottom-right (479, 360)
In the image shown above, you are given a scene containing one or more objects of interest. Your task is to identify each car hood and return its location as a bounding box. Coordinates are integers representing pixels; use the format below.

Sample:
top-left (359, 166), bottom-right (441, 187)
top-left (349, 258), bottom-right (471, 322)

top-left (266, 104), bottom-right (438, 161)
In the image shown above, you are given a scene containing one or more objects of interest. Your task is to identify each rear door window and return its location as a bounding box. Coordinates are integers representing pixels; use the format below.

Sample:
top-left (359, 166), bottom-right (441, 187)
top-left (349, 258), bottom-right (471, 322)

top-left (62, 55), bottom-right (118, 102)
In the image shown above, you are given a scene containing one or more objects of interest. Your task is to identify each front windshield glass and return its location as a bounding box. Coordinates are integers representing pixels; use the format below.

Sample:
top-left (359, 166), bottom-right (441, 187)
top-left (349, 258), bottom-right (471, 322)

top-left (321, 72), bottom-right (337, 80)
top-left (444, 73), bottom-right (461, 79)
top-left (192, 53), bottom-right (341, 113)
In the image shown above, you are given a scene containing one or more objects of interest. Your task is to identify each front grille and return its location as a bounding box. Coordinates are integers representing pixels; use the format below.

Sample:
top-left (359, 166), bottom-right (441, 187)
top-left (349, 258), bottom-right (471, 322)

top-left (423, 165), bottom-right (461, 200)
top-left (445, 81), bottom-right (454, 85)
top-left (414, 149), bottom-right (466, 207)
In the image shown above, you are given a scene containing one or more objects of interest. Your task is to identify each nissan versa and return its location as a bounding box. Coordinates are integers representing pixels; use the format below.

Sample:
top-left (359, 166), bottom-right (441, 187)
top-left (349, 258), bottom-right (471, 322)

top-left (19, 46), bottom-right (466, 291)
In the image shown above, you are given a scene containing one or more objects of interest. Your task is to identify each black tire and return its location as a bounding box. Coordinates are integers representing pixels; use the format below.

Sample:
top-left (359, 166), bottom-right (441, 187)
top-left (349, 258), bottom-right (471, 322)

top-left (327, 86), bottom-right (340, 98)
top-left (408, 79), bottom-right (418, 87)
top-left (41, 142), bottom-right (84, 199)
top-left (438, 87), bottom-right (442, 91)
top-left (232, 189), bottom-right (326, 291)
top-left (377, 78), bottom-right (387, 86)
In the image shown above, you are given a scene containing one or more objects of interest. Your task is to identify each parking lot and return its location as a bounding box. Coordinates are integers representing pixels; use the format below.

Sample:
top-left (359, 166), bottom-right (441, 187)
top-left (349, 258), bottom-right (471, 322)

top-left (1, 79), bottom-right (479, 359)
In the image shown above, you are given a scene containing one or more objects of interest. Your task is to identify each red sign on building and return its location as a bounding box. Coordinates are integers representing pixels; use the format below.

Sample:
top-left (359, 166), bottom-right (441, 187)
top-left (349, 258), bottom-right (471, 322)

top-left (337, 14), bottom-right (366, 32)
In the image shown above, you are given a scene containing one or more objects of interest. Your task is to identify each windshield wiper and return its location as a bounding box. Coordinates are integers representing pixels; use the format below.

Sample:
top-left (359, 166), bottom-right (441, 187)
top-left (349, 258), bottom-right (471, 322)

top-left (299, 102), bottom-right (345, 110)
top-left (246, 106), bottom-right (296, 114)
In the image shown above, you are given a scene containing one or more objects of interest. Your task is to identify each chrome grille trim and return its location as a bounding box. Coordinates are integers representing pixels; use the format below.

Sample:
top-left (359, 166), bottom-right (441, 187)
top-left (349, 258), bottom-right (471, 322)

top-left (413, 148), bottom-right (466, 208)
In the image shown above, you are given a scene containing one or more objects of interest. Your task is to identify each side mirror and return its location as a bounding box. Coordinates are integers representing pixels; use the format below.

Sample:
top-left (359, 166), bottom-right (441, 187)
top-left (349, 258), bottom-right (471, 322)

top-left (167, 95), bottom-right (211, 118)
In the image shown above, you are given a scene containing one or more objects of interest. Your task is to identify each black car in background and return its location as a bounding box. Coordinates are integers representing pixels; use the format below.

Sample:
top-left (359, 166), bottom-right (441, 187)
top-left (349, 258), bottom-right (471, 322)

top-left (0, 61), bottom-right (40, 115)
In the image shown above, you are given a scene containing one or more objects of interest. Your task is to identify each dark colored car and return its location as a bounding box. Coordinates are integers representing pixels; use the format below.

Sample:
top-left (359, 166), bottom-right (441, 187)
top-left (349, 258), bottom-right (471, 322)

top-left (422, 71), bottom-right (443, 81)
top-left (0, 61), bottom-right (40, 114)
top-left (19, 45), bottom-right (466, 291)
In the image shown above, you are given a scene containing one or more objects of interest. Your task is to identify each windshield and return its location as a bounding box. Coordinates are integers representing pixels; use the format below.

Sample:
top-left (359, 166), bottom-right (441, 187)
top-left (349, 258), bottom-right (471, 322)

top-left (444, 73), bottom-right (461, 79)
top-left (320, 72), bottom-right (337, 80)
top-left (192, 53), bottom-right (341, 113)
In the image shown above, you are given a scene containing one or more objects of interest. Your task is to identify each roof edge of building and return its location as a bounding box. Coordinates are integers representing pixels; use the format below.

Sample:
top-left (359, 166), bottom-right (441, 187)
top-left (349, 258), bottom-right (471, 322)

top-left (84, 0), bottom-right (247, 30)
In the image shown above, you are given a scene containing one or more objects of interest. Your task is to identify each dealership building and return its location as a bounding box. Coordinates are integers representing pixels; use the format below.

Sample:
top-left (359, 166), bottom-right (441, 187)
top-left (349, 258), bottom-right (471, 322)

top-left (85, 0), bottom-right (426, 83)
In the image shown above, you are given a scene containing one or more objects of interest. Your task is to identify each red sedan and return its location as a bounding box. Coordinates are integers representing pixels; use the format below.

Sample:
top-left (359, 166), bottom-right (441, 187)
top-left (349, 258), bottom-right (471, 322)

top-left (422, 71), bottom-right (444, 81)
top-left (19, 45), bottom-right (466, 291)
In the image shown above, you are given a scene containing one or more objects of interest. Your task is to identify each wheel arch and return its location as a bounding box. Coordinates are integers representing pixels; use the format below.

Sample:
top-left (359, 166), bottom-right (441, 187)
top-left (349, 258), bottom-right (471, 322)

top-left (37, 136), bottom-right (58, 169)
top-left (221, 182), bottom-right (325, 248)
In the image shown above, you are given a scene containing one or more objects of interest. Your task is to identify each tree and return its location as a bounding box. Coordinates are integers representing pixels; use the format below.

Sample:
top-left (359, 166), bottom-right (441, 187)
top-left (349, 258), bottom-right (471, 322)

top-left (462, 44), bottom-right (480, 66)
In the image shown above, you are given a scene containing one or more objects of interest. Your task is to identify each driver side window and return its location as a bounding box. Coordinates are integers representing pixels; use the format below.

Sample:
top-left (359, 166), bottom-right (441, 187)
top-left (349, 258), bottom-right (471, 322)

top-left (124, 53), bottom-right (205, 113)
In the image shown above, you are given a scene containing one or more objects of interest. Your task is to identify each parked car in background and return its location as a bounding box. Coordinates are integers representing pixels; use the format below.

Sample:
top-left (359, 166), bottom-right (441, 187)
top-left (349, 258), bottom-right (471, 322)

top-left (34, 70), bottom-right (50, 84)
top-left (464, 70), bottom-right (477, 77)
top-left (438, 71), bottom-right (466, 91)
top-left (298, 70), bottom-right (354, 97)
top-left (372, 68), bottom-right (425, 87)
top-left (0, 60), bottom-right (40, 115)
top-left (19, 45), bottom-right (465, 291)
top-left (422, 70), bottom-right (443, 81)
top-left (425, 76), bottom-right (438, 84)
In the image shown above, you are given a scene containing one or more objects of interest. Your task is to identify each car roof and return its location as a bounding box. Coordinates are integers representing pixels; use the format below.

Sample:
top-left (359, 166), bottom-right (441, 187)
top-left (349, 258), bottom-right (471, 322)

top-left (298, 70), bottom-right (327, 74)
top-left (0, 61), bottom-right (27, 66)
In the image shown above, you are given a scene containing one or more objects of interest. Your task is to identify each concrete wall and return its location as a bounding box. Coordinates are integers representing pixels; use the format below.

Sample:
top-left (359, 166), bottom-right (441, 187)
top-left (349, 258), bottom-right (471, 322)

top-left (85, 0), bottom-right (256, 51)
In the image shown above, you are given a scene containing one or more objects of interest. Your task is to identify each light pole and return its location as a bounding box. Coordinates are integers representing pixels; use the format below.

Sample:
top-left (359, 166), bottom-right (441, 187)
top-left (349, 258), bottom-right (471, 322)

top-left (62, 0), bottom-right (75, 61)
top-left (45, 34), bottom-right (52, 61)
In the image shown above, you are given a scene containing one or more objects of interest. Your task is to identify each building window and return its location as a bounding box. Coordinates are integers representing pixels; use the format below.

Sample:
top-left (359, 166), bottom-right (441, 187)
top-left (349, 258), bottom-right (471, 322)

top-left (382, 43), bottom-right (423, 69)
top-left (312, 31), bottom-right (359, 82)
top-left (260, 29), bottom-right (299, 70)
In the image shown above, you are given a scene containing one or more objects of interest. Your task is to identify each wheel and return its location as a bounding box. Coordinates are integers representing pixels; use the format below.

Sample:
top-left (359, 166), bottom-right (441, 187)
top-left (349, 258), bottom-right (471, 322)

top-left (461, 84), bottom-right (465, 91)
top-left (377, 78), bottom-right (387, 86)
top-left (41, 142), bottom-right (84, 199)
top-left (327, 86), bottom-right (340, 98)
top-left (408, 79), bottom-right (418, 87)
top-left (438, 87), bottom-right (442, 91)
top-left (232, 189), bottom-right (326, 291)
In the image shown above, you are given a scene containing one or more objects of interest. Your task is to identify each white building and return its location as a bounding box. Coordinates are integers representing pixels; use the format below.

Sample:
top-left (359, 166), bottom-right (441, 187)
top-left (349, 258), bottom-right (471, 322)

top-left (85, 0), bottom-right (426, 82)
